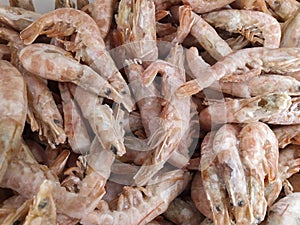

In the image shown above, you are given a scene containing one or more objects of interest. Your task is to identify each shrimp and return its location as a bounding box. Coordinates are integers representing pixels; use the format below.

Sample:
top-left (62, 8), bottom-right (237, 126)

top-left (263, 97), bottom-right (300, 124)
top-left (239, 122), bottom-right (278, 223)
top-left (177, 47), bottom-right (300, 96)
top-left (23, 180), bottom-right (56, 225)
top-left (162, 197), bottom-right (204, 225)
top-left (181, 0), bottom-right (235, 14)
top-left (77, 0), bottom-right (89, 9)
top-left (59, 83), bottom-right (92, 154)
top-left (264, 0), bottom-right (300, 21)
top-left (215, 75), bottom-right (300, 98)
top-left (266, 192), bottom-right (300, 225)
top-left (190, 11), bottom-right (232, 61)
top-left (1, 139), bottom-right (114, 220)
top-left (82, 0), bottom-right (116, 39)
top-left (0, 6), bottom-right (40, 31)
top-left (200, 132), bottom-right (232, 225)
top-left (9, 0), bottom-right (35, 11)
top-left (199, 93), bottom-right (291, 128)
top-left (272, 125), bottom-right (300, 148)
top-left (134, 44), bottom-right (191, 186)
top-left (20, 8), bottom-right (134, 111)
top-left (0, 27), bottom-right (67, 147)
top-left (0, 60), bottom-right (27, 182)
top-left (213, 124), bottom-right (253, 224)
top-left (80, 170), bottom-right (191, 225)
top-left (280, 10), bottom-right (300, 47)
top-left (19, 43), bottom-right (130, 110)
top-left (68, 84), bottom-right (126, 156)
top-left (202, 9), bottom-right (281, 48)
top-left (265, 145), bottom-right (300, 205)
top-left (116, 0), bottom-right (158, 62)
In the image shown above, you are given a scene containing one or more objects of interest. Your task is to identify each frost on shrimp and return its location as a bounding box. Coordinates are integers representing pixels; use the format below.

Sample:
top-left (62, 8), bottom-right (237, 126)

top-left (202, 9), bottom-right (281, 48)
top-left (19, 44), bottom-right (130, 110)
top-left (177, 47), bottom-right (300, 97)
top-left (199, 93), bottom-right (291, 128)
top-left (266, 192), bottom-right (300, 225)
top-left (0, 60), bottom-right (27, 182)
top-left (20, 8), bottom-right (134, 111)
top-left (81, 170), bottom-right (191, 225)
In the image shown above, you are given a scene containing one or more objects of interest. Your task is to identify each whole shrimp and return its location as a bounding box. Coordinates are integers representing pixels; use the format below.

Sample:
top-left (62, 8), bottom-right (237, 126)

top-left (202, 9), bottom-right (281, 48)
top-left (20, 8), bottom-right (134, 111)
top-left (181, 0), bottom-right (235, 14)
top-left (68, 83), bottom-right (126, 156)
top-left (133, 44), bottom-right (191, 186)
top-left (0, 27), bottom-right (66, 147)
top-left (216, 75), bottom-right (300, 98)
top-left (9, 0), bottom-right (35, 11)
top-left (0, 60), bottom-right (27, 182)
top-left (272, 125), bottom-right (300, 148)
top-left (213, 124), bottom-right (253, 224)
top-left (199, 93), bottom-right (291, 129)
top-left (266, 192), bottom-right (300, 225)
top-left (82, 0), bottom-right (116, 39)
top-left (200, 132), bottom-right (232, 225)
top-left (19, 43), bottom-right (129, 110)
top-left (177, 47), bottom-right (300, 96)
top-left (0, 6), bottom-right (40, 31)
top-left (239, 122), bottom-right (279, 223)
top-left (81, 170), bottom-right (191, 225)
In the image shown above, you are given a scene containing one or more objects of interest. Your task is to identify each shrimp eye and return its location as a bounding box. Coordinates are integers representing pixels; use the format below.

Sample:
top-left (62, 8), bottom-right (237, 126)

top-left (297, 86), bottom-right (300, 91)
top-left (215, 205), bottom-right (222, 212)
top-left (105, 88), bottom-right (112, 96)
top-left (13, 221), bottom-right (21, 225)
top-left (121, 90), bottom-right (127, 95)
top-left (38, 199), bottom-right (48, 209)
top-left (256, 217), bottom-right (262, 223)
top-left (238, 200), bottom-right (245, 207)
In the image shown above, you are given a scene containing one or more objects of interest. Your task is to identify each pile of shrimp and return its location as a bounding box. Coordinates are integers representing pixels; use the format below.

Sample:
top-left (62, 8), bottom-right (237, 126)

top-left (1, 0), bottom-right (300, 224)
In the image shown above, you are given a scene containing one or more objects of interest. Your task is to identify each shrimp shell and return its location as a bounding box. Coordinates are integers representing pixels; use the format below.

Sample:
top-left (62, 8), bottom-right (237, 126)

top-left (9, 0), bottom-right (35, 11)
top-left (266, 192), bottom-right (300, 225)
top-left (281, 10), bottom-right (300, 47)
top-left (202, 9), bottom-right (281, 48)
top-left (0, 60), bottom-right (27, 182)
top-left (272, 125), bottom-right (300, 148)
top-left (181, 0), bottom-right (235, 14)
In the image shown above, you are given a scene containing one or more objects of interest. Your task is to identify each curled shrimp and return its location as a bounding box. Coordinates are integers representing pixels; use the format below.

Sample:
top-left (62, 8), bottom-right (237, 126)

top-left (177, 47), bottom-right (300, 96)
top-left (20, 8), bottom-right (134, 111)
top-left (202, 9), bottom-right (281, 48)
top-left (199, 93), bottom-right (291, 128)
top-left (215, 75), bottom-right (300, 98)
top-left (266, 192), bottom-right (300, 225)
top-left (181, 0), bottom-right (235, 14)
top-left (0, 60), bottom-right (27, 182)
top-left (81, 170), bottom-right (191, 225)
top-left (134, 44), bottom-right (191, 186)
top-left (19, 43), bottom-right (129, 110)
